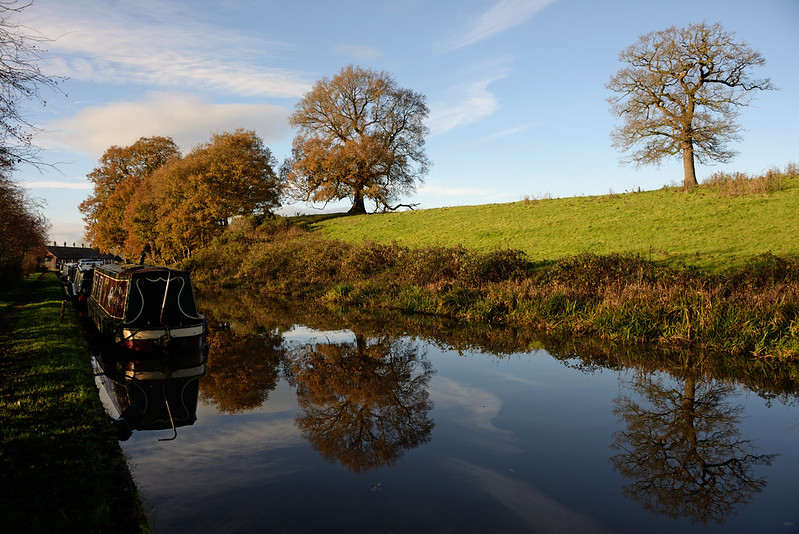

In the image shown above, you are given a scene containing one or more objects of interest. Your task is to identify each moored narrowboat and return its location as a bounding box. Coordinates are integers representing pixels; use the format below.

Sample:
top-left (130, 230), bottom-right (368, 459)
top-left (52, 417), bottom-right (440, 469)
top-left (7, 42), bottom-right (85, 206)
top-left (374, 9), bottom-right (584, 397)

top-left (71, 264), bottom-right (95, 317)
top-left (88, 263), bottom-right (206, 354)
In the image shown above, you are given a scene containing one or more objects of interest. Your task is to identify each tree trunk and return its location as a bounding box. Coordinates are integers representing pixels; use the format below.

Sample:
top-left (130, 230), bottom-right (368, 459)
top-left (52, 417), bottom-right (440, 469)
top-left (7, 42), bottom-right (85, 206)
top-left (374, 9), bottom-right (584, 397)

top-left (348, 189), bottom-right (366, 214)
top-left (682, 139), bottom-right (698, 191)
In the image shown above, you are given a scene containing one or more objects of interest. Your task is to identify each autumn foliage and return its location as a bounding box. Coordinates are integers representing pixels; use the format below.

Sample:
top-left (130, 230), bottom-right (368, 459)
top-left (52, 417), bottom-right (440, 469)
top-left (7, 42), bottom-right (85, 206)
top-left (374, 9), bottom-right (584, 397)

top-left (283, 65), bottom-right (430, 214)
top-left (80, 130), bottom-right (281, 263)
top-left (0, 172), bottom-right (48, 284)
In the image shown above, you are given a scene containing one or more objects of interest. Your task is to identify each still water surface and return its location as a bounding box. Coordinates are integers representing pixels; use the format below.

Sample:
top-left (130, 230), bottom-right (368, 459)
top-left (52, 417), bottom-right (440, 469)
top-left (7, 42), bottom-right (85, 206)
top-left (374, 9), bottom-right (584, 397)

top-left (101, 300), bottom-right (799, 533)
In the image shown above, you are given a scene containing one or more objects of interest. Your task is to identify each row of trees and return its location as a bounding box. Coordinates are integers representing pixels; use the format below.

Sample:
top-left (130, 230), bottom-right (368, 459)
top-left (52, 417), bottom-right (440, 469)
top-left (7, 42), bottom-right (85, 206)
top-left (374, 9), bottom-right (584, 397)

top-left (82, 65), bottom-right (432, 261)
top-left (0, 174), bottom-right (48, 283)
top-left (79, 131), bottom-right (281, 263)
top-left (82, 22), bottom-right (773, 261)
top-left (0, 1), bottom-right (59, 284)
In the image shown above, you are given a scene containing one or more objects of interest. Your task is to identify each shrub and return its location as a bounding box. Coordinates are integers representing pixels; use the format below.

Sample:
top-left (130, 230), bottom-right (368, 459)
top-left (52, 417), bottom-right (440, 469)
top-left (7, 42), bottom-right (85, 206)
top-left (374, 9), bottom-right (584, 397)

top-left (461, 248), bottom-right (530, 285)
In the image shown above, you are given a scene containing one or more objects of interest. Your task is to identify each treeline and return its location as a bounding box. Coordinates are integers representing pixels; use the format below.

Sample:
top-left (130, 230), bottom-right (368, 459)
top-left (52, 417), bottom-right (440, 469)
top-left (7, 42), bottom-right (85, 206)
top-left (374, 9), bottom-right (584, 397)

top-left (80, 130), bottom-right (281, 263)
top-left (186, 217), bottom-right (799, 361)
top-left (0, 173), bottom-right (48, 286)
top-left (0, 1), bottom-right (59, 287)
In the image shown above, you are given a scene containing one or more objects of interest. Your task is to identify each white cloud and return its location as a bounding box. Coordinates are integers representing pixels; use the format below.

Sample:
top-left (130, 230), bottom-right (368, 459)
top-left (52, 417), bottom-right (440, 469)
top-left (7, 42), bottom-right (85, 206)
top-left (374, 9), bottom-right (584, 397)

top-left (432, 376), bottom-right (508, 435)
top-left (40, 92), bottom-right (291, 158)
top-left (442, 0), bottom-right (557, 51)
top-left (47, 218), bottom-right (88, 246)
top-left (480, 122), bottom-right (537, 141)
top-left (428, 78), bottom-right (501, 135)
top-left (445, 460), bottom-right (610, 533)
top-left (27, 0), bottom-right (310, 98)
top-left (20, 180), bottom-right (90, 189)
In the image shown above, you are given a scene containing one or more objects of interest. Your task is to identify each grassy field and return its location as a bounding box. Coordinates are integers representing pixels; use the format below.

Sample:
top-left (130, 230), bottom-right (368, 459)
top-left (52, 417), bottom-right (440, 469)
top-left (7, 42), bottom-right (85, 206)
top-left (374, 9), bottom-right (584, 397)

top-left (186, 169), bottom-right (799, 359)
top-left (0, 273), bottom-right (149, 533)
top-left (301, 174), bottom-right (799, 272)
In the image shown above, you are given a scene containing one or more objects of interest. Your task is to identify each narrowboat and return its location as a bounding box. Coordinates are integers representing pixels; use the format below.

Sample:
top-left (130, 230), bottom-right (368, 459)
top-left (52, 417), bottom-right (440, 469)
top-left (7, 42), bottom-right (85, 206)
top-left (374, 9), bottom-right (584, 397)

top-left (60, 262), bottom-right (77, 296)
top-left (71, 264), bottom-right (95, 316)
top-left (88, 263), bottom-right (206, 354)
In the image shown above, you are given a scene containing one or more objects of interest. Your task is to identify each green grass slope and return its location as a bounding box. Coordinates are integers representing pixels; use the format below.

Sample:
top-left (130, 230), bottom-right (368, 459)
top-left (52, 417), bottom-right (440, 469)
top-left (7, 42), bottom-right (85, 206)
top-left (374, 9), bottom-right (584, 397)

top-left (303, 177), bottom-right (799, 272)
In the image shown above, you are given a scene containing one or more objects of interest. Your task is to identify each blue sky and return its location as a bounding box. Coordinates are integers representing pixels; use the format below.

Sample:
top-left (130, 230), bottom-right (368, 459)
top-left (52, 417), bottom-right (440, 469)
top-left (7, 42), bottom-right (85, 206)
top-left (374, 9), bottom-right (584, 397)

top-left (13, 0), bottom-right (799, 246)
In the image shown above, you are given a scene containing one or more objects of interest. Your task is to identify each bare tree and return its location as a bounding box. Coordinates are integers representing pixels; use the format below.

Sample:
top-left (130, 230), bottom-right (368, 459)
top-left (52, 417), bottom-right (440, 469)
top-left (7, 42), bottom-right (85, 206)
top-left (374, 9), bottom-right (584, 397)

top-left (607, 22), bottom-right (774, 190)
top-left (0, 1), bottom-right (62, 170)
top-left (283, 65), bottom-right (430, 214)
top-left (0, 1), bottom-right (59, 283)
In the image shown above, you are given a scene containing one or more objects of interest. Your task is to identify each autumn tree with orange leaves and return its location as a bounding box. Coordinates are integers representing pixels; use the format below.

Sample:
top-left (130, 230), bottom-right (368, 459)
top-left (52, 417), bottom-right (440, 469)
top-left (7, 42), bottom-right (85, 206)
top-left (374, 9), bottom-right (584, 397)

top-left (81, 130), bottom-right (281, 262)
top-left (150, 130), bottom-right (281, 262)
top-left (283, 65), bottom-right (430, 214)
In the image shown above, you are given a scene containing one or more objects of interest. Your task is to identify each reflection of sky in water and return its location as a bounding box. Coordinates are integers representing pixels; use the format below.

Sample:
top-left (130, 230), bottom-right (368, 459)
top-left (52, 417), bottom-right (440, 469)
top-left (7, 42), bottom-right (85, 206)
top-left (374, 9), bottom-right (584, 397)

top-left (280, 325), bottom-right (355, 344)
top-left (117, 327), bottom-right (799, 534)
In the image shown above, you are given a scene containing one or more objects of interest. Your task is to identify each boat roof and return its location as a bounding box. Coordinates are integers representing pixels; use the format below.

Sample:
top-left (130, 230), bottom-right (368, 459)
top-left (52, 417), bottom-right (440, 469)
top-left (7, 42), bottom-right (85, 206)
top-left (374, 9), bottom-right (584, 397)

top-left (95, 263), bottom-right (190, 279)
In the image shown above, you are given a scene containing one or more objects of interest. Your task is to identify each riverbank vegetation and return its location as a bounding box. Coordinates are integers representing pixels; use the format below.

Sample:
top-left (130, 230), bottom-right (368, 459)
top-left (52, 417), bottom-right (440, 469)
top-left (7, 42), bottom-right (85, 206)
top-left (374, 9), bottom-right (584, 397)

top-left (186, 168), bottom-right (799, 361)
top-left (0, 273), bottom-right (149, 533)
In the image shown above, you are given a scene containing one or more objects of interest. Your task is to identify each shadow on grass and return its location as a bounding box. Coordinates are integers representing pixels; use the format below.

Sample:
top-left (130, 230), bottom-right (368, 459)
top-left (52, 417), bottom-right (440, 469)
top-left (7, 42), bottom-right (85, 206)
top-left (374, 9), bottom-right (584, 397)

top-left (292, 212), bottom-right (355, 231)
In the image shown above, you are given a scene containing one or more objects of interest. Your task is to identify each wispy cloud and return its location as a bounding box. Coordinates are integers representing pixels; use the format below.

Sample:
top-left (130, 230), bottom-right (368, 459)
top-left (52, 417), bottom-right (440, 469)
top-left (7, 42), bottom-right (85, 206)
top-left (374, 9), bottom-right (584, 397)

top-left (442, 0), bottom-right (557, 51)
top-left (427, 77), bottom-right (501, 135)
top-left (480, 122), bottom-right (537, 142)
top-left (432, 377), bottom-right (510, 436)
top-left (27, 0), bottom-right (311, 98)
top-left (20, 180), bottom-right (90, 190)
top-left (41, 92), bottom-right (291, 158)
top-left (445, 460), bottom-right (611, 533)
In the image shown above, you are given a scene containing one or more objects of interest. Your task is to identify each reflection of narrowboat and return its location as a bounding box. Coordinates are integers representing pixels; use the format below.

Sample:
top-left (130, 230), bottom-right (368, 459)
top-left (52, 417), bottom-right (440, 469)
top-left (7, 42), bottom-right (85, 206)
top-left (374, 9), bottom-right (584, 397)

top-left (93, 352), bottom-right (206, 440)
top-left (88, 263), bottom-right (206, 354)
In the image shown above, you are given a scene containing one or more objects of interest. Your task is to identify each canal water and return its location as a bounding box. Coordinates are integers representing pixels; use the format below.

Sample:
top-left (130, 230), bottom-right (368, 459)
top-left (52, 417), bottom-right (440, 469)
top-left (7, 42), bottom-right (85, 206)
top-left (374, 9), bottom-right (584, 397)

top-left (99, 295), bottom-right (799, 533)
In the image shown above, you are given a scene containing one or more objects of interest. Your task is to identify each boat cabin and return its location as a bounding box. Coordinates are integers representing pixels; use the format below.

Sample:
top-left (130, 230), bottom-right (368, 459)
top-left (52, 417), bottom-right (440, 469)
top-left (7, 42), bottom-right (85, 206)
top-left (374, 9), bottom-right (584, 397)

top-left (88, 263), bottom-right (206, 353)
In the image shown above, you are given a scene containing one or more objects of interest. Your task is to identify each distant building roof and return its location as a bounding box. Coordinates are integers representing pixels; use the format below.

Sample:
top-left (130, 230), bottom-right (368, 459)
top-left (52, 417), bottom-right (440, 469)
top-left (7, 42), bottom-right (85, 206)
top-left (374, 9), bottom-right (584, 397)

top-left (45, 245), bottom-right (115, 260)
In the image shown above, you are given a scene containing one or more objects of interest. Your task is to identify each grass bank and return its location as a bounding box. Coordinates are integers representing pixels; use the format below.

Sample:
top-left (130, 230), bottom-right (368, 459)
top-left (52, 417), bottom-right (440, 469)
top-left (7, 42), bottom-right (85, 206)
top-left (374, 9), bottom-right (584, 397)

top-left (298, 169), bottom-right (799, 272)
top-left (188, 221), bottom-right (799, 360)
top-left (185, 170), bottom-right (799, 360)
top-left (0, 273), bottom-right (148, 533)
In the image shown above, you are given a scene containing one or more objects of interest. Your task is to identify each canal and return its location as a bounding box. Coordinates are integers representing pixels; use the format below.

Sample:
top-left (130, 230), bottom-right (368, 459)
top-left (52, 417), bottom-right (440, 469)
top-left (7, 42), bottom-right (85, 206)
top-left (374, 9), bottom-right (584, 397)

top-left (96, 293), bottom-right (799, 533)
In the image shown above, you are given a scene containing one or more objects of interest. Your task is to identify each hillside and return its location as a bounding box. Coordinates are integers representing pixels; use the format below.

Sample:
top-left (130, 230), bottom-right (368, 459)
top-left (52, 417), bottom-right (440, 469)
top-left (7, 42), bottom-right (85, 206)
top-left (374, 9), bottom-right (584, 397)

top-left (301, 176), bottom-right (799, 272)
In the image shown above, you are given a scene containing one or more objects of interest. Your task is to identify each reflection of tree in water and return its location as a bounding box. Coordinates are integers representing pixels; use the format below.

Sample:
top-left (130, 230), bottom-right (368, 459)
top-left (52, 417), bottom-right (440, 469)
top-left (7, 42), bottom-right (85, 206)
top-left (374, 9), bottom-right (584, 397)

top-left (290, 334), bottom-right (434, 473)
top-left (199, 324), bottom-right (286, 413)
top-left (610, 372), bottom-right (776, 524)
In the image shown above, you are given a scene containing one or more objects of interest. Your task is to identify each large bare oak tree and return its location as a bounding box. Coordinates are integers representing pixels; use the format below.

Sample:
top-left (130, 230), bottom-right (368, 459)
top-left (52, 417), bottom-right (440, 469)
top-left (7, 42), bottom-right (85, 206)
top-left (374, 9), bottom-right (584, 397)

top-left (607, 22), bottom-right (773, 190)
top-left (283, 65), bottom-right (430, 214)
